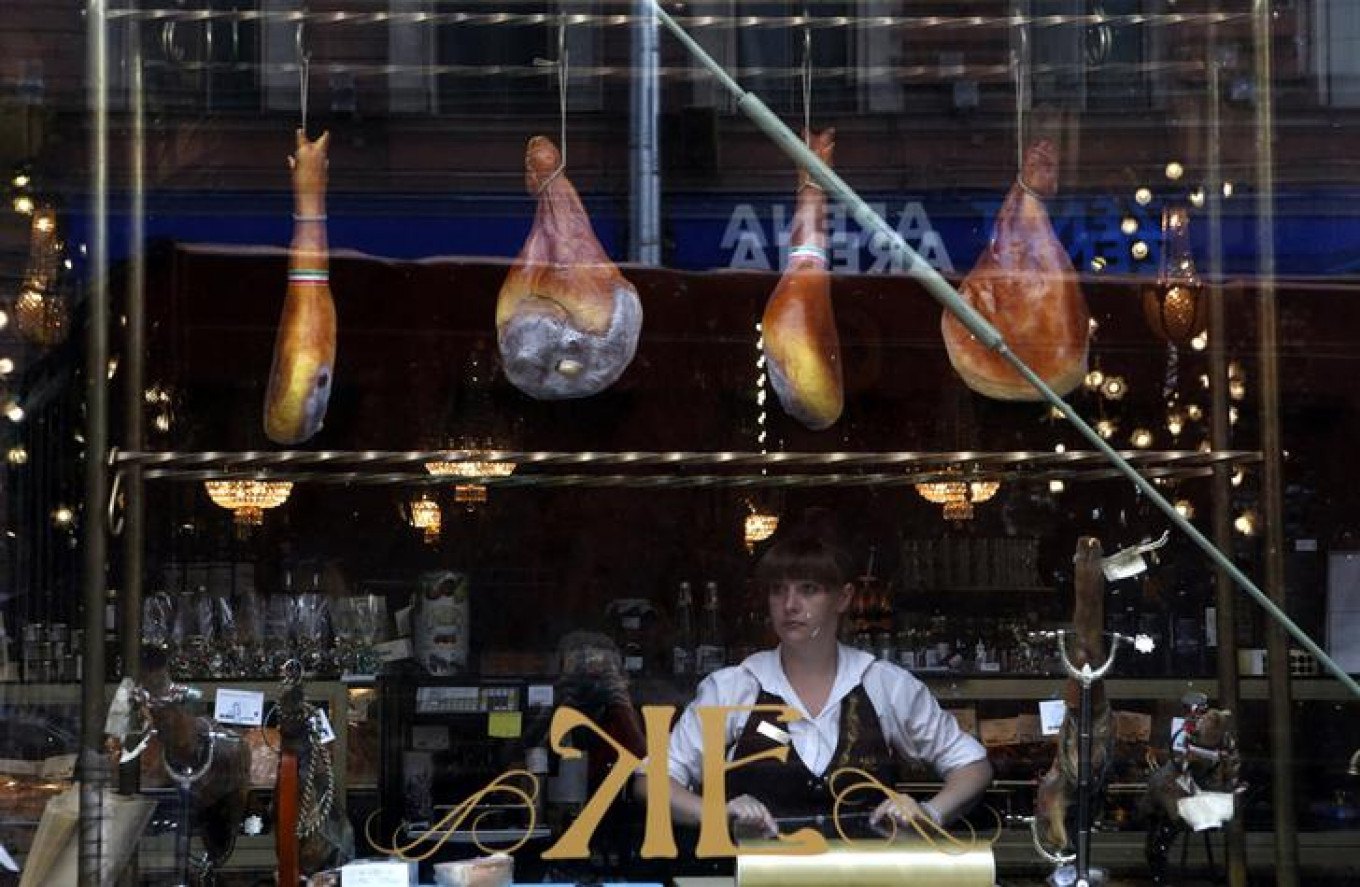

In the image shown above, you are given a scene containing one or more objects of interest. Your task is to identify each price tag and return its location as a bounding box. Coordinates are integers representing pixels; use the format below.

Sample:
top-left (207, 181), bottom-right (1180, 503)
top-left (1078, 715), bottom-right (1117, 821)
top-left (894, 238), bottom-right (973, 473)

top-left (311, 708), bottom-right (336, 744)
top-left (340, 859), bottom-right (415, 887)
top-left (214, 689), bottom-right (266, 727)
top-left (527, 684), bottom-right (554, 708)
top-left (1039, 699), bottom-right (1067, 737)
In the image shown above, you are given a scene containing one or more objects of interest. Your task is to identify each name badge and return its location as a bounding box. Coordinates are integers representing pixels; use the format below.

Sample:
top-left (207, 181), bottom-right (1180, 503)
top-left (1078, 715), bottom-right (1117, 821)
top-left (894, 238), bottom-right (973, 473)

top-left (756, 719), bottom-right (791, 746)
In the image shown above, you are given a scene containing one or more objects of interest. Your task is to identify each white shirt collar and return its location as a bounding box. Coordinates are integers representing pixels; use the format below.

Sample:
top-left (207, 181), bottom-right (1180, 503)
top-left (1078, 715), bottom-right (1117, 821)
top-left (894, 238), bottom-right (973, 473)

top-left (739, 643), bottom-right (876, 717)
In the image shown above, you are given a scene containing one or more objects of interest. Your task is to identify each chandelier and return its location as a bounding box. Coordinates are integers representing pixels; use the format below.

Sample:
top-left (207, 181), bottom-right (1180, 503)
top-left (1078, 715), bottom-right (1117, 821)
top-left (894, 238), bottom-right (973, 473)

top-left (204, 480), bottom-right (293, 533)
top-left (408, 494), bottom-right (442, 543)
top-left (426, 449), bottom-right (517, 508)
top-left (914, 472), bottom-right (1000, 522)
top-left (743, 508), bottom-right (779, 553)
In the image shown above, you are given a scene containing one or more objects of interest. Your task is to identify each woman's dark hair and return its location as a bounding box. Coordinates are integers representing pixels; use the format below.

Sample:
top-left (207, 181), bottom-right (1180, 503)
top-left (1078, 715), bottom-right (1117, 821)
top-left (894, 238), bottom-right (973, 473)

top-left (754, 507), bottom-right (855, 589)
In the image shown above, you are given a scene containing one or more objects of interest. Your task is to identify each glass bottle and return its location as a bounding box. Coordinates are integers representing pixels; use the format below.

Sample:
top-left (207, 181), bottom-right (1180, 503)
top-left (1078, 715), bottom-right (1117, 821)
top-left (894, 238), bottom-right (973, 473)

top-left (672, 582), bottom-right (695, 678)
top-left (695, 581), bottom-right (726, 675)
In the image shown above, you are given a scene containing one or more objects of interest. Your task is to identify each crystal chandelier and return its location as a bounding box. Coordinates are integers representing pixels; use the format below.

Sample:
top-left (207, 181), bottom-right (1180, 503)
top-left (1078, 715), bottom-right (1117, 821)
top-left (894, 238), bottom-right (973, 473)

top-left (204, 480), bottom-right (293, 534)
top-left (914, 472), bottom-right (1000, 522)
top-left (426, 448), bottom-right (516, 507)
top-left (408, 494), bottom-right (442, 543)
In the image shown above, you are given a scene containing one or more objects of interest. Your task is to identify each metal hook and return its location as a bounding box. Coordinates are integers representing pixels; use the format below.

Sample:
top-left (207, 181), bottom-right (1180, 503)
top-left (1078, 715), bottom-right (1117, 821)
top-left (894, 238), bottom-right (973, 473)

top-left (296, 21), bottom-right (311, 136)
top-left (107, 448), bottom-right (125, 536)
top-left (1086, 3), bottom-right (1113, 68)
top-left (160, 20), bottom-right (186, 66)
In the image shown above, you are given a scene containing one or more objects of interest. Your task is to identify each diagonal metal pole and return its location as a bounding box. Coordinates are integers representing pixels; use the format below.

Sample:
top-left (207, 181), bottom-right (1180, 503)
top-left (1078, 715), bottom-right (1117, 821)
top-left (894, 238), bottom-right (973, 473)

top-left (644, 0), bottom-right (1360, 701)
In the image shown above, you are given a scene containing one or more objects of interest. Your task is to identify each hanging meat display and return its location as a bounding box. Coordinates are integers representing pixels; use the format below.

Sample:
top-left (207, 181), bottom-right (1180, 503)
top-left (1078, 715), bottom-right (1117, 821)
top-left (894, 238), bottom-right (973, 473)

top-left (942, 140), bottom-right (1089, 400)
top-left (1033, 537), bottom-right (1114, 857)
top-left (497, 135), bottom-right (643, 400)
top-left (762, 129), bottom-right (843, 430)
top-left (264, 129), bottom-right (337, 445)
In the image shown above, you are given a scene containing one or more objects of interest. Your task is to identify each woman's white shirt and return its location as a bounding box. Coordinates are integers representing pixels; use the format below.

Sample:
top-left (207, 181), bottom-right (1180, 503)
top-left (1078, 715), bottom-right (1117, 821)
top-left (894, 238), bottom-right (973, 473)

top-left (667, 644), bottom-right (987, 790)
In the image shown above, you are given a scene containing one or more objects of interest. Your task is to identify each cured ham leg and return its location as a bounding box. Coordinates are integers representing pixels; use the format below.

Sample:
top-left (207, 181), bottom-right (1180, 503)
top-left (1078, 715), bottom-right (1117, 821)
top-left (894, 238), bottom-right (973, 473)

top-left (497, 136), bottom-right (642, 400)
top-left (763, 129), bottom-right (843, 430)
top-left (264, 129), bottom-right (337, 445)
top-left (942, 140), bottom-right (1089, 400)
top-left (1034, 537), bottom-right (1113, 855)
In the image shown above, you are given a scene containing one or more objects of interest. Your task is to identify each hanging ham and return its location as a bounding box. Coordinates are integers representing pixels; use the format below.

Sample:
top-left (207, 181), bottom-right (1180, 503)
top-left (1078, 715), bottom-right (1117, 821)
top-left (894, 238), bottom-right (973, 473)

top-left (264, 129), bottom-right (336, 444)
top-left (763, 128), bottom-right (843, 430)
top-left (497, 136), bottom-right (642, 400)
top-left (942, 140), bottom-right (1089, 400)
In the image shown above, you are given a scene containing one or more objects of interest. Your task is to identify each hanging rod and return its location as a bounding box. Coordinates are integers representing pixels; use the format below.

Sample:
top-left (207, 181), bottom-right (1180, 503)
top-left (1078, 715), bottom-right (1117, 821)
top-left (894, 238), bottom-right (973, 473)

top-left (135, 60), bottom-right (1207, 80)
top-left (107, 7), bottom-right (1251, 32)
top-left (116, 448), bottom-right (1260, 476)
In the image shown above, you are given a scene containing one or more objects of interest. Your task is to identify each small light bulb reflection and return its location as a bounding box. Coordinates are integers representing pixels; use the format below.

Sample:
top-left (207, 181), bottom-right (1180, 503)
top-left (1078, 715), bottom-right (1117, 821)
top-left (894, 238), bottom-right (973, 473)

top-left (1234, 511), bottom-right (1258, 536)
top-left (1121, 217), bottom-right (1139, 236)
top-left (1229, 379), bottom-right (1246, 401)
top-left (4, 401), bottom-right (24, 423)
top-left (1223, 182), bottom-right (1235, 198)
top-left (1135, 187), bottom-right (1153, 206)
top-left (1090, 256), bottom-right (1107, 273)
top-left (0, 310), bottom-right (8, 330)
top-left (1232, 467), bottom-right (1246, 487)
top-left (1085, 369), bottom-right (1105, 390)
top-left (1229, 406), bottom-right (1240, 425)
top-left (1200, 373), bottom-right (1211, 389)
top-left (1166, 409), bottom-right (1185, 436)
top-left (1198, 439), bottom-right (1212, 453)
top-left (12, 195), bottom-right (34, 215)
top-left (1131, 240), bottom-right (1150, 260)
top-left (1166, 162), bottom-right (1185, 181)
top-left (1190, 332), bottom-right (1208, 351)
top-left (12, 173), bottom-right (30, 188)
top-left (1189, 188), bottom-right (1206, 209)
top-left (1174, 499), bottom-right (1196, 519)
top-left (154, 413), bottom-right (171, 433)
top-left (1134, 634), bottom-right (1157, 654)
top-left (1049, 406), bottom-right (1064, 420)
top-left (1186, 403), bottom-right (1203, 420)
top-left (1131, 427), bottom-right (1154, 448)
top-left (1049, 480), bottom-right (1065, 493)
top-left (5, 446), bottom-right (27, 465)
top-left (1101, 376), bottom-right (1127, 400)
top-left (0, 358), bottom-right (13, 376)
top-left (1096, 419), bottom-right (1117, 439)
top-left (52, 506), bottom-right (75, 527)
top-left (1055, 443), bottom-right (1067, 454)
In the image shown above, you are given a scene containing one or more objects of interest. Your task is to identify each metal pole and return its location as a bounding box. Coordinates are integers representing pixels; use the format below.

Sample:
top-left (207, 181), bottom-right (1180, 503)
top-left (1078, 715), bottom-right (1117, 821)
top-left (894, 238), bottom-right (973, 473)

top-left (79, 1), bottom-right (111, 884)
top-left (1250, 2), bottom-right (1298, 883)
top-left (1075, 681), bottom-right (1092, 885)
top-left (1206, 47), bottom-right (1248, 887)
top-left (643, 0), bottom-right (1360, 701)
top-left (629, 0), bottom-right (662, 264)
top-left (123, 0), bottom-right (146, 685)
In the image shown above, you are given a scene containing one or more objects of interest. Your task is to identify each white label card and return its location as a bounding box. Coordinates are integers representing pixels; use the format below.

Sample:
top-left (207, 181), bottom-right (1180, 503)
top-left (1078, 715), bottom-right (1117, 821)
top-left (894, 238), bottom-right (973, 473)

top-left (1038, 699), bottom-right (1067, 737)
top-left (527, 684), bottom-right (554, 708)
top-left (311, 708), bottom-right (336, 744)
top-left (214, 689), bottom-right (266, 727)
top-left (340, 859), bottom-right (414, 887)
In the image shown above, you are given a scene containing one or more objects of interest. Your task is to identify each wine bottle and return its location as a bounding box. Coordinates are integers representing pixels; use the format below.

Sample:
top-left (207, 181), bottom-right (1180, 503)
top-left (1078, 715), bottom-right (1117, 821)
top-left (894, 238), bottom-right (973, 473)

top-left (695, 581), bottom-right (726, 675)
top-left (672, 582), bottom-right (695, 678)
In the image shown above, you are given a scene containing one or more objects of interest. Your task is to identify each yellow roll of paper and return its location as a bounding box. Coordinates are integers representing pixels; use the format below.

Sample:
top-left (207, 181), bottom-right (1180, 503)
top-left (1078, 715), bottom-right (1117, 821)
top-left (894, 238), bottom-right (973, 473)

top-left (737, 840), bottom-right (995, 887)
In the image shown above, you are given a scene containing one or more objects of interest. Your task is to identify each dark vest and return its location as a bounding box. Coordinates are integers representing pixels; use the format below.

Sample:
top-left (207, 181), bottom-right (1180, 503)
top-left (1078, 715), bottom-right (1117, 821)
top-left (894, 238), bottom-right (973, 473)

top-left (726, 684), bottom-right (897, 837)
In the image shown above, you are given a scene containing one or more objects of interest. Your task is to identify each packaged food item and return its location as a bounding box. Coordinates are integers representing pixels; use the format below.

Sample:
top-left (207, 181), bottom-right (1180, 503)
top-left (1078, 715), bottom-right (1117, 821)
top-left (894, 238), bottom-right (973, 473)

top-left (413, 571), bottom-right (470, 675)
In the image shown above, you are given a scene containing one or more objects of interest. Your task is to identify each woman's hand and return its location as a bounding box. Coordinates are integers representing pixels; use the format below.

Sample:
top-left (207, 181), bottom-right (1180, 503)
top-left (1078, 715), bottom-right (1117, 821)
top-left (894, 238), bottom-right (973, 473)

top-left (727, 793), bottom-right (778, 838)
top-left (870, 792), bottom-right (940, 834)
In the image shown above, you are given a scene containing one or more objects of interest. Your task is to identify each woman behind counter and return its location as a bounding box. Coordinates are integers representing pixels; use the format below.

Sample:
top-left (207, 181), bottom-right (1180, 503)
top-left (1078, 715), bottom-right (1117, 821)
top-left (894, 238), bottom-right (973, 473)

top-left (657, 509), bottom-right (993, 838)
